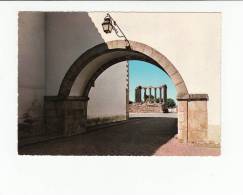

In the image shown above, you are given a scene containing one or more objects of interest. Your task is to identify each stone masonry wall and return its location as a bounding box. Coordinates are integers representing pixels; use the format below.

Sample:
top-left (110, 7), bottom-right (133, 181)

top-left (44, 97), bottom-right (88, 137)
top-left (177, 94), bottom-right (209, 145)
top-left (129, 103), bottom-right (163, 113)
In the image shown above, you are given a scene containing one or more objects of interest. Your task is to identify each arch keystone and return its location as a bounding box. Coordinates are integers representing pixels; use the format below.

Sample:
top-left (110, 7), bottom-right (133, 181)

top-left (116, 40), bottom-right (127, 49)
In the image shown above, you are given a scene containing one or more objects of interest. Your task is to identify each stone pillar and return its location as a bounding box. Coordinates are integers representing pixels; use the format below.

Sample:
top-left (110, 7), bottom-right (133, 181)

top-left (44, 96), bottom-right (88, 137)
top-left (162, 85), bottom-right (168, 112)
top-left (163, 85), bottom-right (167, 103)
top-left (135, 86), bottom-right (142, 103)
top-left (144, 88), bottom-right (147, 102)
top-left (135, 88), bottom-right (138, 102)
top-left (159, 87), bottom-right (162, 103)
top-left (154, 88), bottom-right (157, 102)
top-left (149, 87), bottom-right (152, 103)
top-left (177, 94), bottom-right (209, 144)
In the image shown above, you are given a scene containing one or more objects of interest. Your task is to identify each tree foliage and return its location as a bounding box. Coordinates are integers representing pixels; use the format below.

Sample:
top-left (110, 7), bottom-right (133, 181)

top-left (166, 98), bottom-right (176, 108)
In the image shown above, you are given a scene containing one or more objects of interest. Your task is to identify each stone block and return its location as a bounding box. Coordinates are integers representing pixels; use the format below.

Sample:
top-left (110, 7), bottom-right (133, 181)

top-left (171, 71), bottom-right (183, 86)
top-left (188, 130), bottom-right (207, 144)
top-left (188, 100), bottom-right (208, 143)
top-left (176, 82), bottom-right (188, 97)
top-left (143, 46), bottom-right (153, 57)
top-left (178, 100), bottom-right (187, 112)
top-left (164, 63), bottom-right (177, 75)
top-left (189, 111), bottom-right (207, 131)
top-left (130, 41), bottom-right (141, 52)
top-left (45, 117), bottom-right (64, 135)
top-left (189, 101), bottom-right (207, 112)
top-left (44, 97), bottom-right (88, 137)
top-left (45, 108), bottom-right (58, 117)
top-left (106, 41), bottom-right (115, 49)
top-left (150, 49), bottom-right (161, 61)
top-left (116, 40), bottom-right (127, 49)
top-left (157, 56), bottom-right (168, 68)
top-left (177, 100), bottom-right (188, 142)
top-left (44, 101), bottom-right (55, 110)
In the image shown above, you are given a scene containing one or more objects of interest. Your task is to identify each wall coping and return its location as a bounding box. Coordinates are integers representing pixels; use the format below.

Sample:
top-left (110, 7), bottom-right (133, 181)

top-left (177, 94), bottom-right (209, 101)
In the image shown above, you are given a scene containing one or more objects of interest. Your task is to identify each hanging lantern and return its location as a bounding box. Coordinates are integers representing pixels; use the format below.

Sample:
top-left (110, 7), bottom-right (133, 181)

top-left (102, 17), bottom-right (113, 33)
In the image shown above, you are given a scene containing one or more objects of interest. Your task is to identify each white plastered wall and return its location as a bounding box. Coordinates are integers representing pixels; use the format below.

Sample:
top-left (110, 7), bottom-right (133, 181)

top-left (18, 12), bottom-right (46, 122)
top-left (87, 61), bottom-right (127, 119)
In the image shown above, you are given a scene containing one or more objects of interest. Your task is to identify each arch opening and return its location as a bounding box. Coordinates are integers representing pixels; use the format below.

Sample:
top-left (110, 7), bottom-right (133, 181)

top-left (86, 59), bottom-right (179, 151)
top-left (44, 40), bottom-right (194, 144)
top-left (58, 40), bottom-right (188, 98)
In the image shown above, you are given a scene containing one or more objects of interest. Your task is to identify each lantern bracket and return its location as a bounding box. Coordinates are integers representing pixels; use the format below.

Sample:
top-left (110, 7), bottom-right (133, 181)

top-left (104, 13), bottom-right (131, 49)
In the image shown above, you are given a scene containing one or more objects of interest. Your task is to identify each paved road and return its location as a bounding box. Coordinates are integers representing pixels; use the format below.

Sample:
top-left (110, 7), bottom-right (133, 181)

top-left (19, 117), bottom-right (220, 156)
top-left (129, 112), bottom-right (177, 118)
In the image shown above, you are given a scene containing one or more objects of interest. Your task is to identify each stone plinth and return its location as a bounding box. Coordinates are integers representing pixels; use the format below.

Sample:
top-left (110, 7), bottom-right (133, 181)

top-left (44, 96), bottom-right (88, 137)
top-left (177, 94), bottom-right (208, 144)
top-left (188, 101), bottom-right (208, 143)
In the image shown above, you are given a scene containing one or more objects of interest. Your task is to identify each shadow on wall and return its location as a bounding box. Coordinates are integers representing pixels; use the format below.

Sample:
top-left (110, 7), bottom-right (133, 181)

top-left (18, 12), bottom-right (108, 140)
top-left (46, 12), bottom-right (107, 95)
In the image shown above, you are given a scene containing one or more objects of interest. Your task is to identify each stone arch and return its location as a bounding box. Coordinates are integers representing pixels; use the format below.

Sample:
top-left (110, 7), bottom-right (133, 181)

top-left (45, 40), bottom-right (209, 144)
top-left (58, 40), bottom-right (188, 98)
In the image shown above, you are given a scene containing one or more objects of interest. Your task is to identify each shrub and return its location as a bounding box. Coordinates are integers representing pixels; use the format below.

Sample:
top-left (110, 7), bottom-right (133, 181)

top-left (166, 98), bottom-right (176, 108)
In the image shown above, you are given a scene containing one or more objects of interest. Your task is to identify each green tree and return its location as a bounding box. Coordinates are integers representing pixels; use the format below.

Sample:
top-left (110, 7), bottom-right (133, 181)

top-left (166, 98), bottom-right (176, 108)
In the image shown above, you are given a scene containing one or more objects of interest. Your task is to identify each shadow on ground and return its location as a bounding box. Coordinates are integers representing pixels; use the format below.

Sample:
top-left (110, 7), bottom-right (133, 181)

top-left (18, 117), bottom-right (177, 156)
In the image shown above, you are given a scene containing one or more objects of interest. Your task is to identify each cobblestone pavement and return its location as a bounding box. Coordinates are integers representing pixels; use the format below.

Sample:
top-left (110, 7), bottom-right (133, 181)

top-left (19, 117), bottom-right (220, 156)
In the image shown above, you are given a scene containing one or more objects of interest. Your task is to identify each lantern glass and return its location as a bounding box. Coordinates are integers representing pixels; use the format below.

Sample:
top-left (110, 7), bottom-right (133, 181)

top-left (102, 18), bottom-right (113, 33)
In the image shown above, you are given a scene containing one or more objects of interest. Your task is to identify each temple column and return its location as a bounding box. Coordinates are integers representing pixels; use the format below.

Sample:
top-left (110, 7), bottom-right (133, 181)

top-left (135, 87), bottom-right (138, 102)
top-left (163, 85), bottom-right (167, 103)
top-left (162, 85), bottom-right (168, 113)
top-left (144, 88), bottom-right (147, 102)
top-left (159, 87), bottom-right (162, 103)
top-left (135, 86), bottom-right (142, 103)
top-left (149, 87), bottom-right (152, 103)
top-left (154, 88), bottom-right (157, 102)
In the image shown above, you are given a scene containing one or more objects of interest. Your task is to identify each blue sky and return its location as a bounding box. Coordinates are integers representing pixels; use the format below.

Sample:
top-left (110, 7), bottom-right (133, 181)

top-left (129, 60), bottom-right (176, 102)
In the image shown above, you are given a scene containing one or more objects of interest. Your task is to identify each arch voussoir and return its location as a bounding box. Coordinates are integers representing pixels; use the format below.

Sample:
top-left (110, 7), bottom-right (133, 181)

top-left (176, 82), bottom-right (188, 97)
top-left (171, 71), bottom-right (184, 86)
top-left (150, 49), bottom-right (162, 61)
top-left (130, 41), bottom-right (144, 52)
top-left (142, 46), bottom-right (153, 57)
top-left (116, 40), bottom-right (127, 49)
top-left (163, 63), bottom-right (177, 75)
